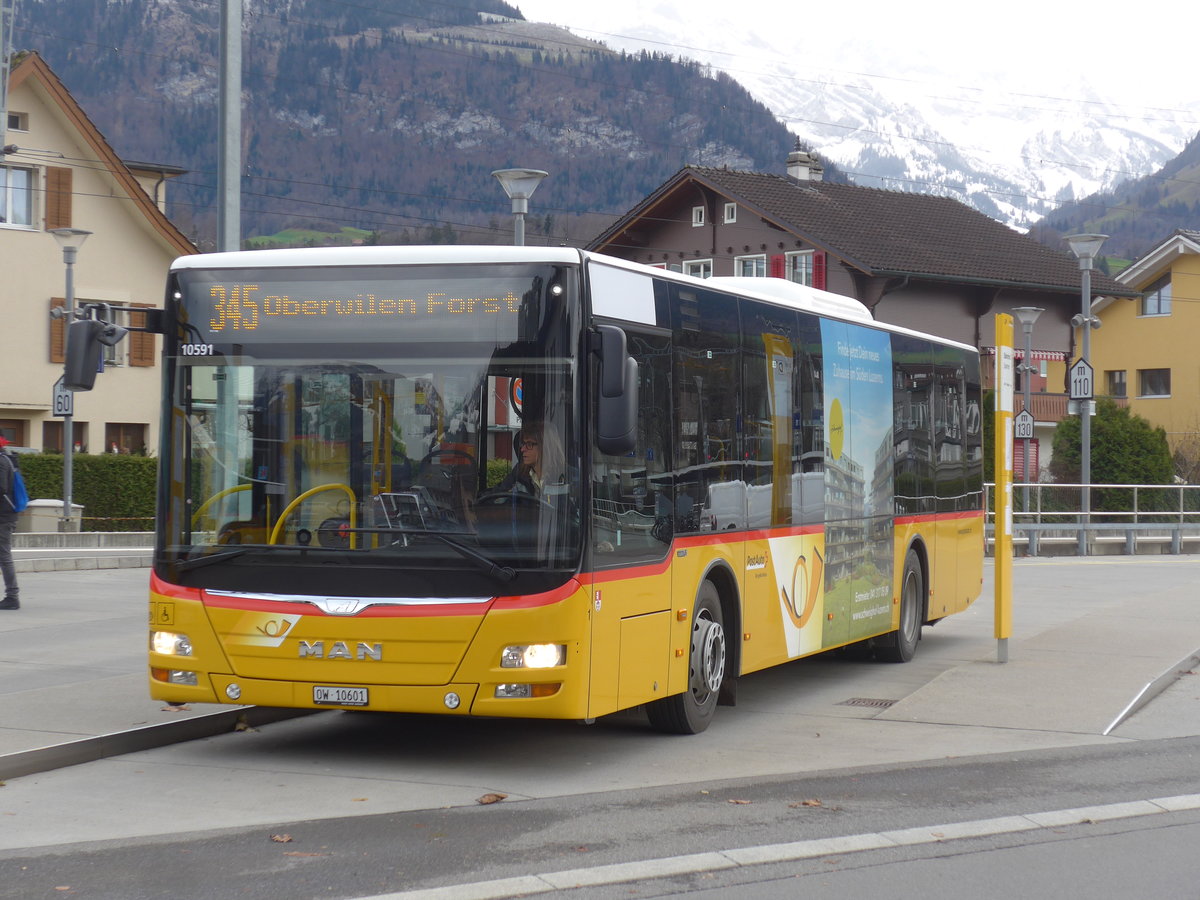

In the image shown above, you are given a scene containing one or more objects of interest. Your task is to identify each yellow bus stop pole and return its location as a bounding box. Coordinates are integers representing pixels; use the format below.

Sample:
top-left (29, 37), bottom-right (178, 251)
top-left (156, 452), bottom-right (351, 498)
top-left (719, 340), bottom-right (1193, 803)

top-left (993, 314), bottom-right (1014, 663)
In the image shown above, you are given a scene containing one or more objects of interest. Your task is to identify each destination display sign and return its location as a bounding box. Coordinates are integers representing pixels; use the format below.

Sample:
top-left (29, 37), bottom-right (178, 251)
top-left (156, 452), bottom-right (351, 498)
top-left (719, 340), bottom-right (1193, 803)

top-left (205, 283), bottom-right (524, 333)
top-left (174, 265), bottom-right (563, 350)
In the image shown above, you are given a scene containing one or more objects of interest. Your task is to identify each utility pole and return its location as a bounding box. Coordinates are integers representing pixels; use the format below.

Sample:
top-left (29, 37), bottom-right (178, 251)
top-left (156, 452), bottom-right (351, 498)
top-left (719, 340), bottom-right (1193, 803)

top-left (217, 0), bottom-right (241, 252)
top-left (1, 0), bottom-right (18, 137)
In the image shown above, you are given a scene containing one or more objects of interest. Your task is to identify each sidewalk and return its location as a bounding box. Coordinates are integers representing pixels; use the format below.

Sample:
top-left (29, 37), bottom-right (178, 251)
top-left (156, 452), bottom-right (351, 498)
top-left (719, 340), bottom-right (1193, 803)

top-left (1, 558), bottom-right (1199, 785)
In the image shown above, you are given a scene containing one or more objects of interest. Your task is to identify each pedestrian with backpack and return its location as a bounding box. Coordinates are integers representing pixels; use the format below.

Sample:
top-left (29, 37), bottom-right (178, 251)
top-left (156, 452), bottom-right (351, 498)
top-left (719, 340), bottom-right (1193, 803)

top-left (0, 436), bottom-right (22, 609)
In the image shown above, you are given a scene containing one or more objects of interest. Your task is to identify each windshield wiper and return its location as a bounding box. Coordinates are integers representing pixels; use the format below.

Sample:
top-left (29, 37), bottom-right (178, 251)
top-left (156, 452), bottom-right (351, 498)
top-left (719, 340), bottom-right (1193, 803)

top-left (174, 547), bottom-right (253, 571)
top-left (353, 525), bottom-right (516, 582)
top-left (422, 532), bottom-right (516, 583)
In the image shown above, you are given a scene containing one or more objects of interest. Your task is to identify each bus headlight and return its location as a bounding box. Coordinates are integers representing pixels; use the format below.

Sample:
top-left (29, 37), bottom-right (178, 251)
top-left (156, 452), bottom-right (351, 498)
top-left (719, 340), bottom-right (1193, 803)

top-left (151, 631), bottom-right (193, 657)
top-left (501, 644), bottom-right (565, 669)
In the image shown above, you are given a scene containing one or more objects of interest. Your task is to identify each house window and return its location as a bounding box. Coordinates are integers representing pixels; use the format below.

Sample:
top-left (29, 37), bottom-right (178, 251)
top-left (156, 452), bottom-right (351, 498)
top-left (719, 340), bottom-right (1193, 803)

top-left (1105, 370), bottom-right (1126, 398)
top-left (7, 111), bottom-right (29, 131)
top-left (683, 259), bottom-right (712, 279)
top-left (1140, 275), bottom-right (1171, 316)
top-left (105, 422), bottom-right (147, 455)
top-left (786, 250), bottom-right (814, 286)
top-left (0, 419), bottom-right (27, 447)
top-left (735, 254), bottom-right (766, 277)
top-left (691, 205), bottom-right (705, 227)
top-left (723, 202), bottom-right (737, 223)
top-left (0, 165), bottom-right (34, 227)
top-left (41, 420), bottom-right (88, 453)
top-left (1138, 368), bottom-right (1170, 398)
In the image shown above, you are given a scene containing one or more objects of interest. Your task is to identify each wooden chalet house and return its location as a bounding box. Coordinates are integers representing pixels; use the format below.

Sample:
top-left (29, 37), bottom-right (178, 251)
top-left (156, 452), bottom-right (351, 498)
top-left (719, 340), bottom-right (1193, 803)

top-left (587, 146), bottom-right (1134, 475)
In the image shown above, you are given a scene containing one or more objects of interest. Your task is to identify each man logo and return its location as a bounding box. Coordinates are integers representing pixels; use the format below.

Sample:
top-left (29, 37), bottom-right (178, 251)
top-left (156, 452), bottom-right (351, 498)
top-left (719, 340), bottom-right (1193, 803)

top-left (299, 640), bottom-right (383, 661)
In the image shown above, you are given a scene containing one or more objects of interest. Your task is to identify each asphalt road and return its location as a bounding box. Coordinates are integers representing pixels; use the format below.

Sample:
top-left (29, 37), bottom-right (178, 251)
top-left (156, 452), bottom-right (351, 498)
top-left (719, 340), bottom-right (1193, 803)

top-left (0, 558), bottom-right (1197, 899)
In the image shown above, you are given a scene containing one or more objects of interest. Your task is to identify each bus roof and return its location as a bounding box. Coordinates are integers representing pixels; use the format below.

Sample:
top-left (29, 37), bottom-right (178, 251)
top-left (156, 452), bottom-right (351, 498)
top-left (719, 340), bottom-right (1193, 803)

top-left (170, 245), bottom-right (587, 271)
top-left (170, 245), bottom-right (975, 354)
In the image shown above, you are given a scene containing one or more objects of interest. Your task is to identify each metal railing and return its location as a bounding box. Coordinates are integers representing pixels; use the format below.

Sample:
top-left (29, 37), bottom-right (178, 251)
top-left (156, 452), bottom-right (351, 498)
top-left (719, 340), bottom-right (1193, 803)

top-left (984, 483), bottom-right (1200, 556)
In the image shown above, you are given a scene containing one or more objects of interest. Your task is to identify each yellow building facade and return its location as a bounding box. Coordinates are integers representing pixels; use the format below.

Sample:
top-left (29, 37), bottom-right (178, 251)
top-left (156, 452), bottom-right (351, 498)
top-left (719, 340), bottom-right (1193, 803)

top-left (1093, 231), bottom-right (1200, 471)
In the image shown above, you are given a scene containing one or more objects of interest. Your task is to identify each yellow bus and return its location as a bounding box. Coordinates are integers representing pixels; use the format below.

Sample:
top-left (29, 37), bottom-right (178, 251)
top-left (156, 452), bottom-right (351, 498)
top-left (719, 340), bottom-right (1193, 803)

top-left (147, 246), bottom-right (983, 734)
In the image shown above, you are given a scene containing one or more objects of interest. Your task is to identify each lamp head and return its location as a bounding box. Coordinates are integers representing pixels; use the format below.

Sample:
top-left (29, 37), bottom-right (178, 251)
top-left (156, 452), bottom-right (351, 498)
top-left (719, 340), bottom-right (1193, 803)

top-left (50, 227), bottom-right (93, 255)
top-left (492, 168), bottom-right (548, 215)
top-left (1064, 233), bottom-right (1108, 267)
top-left (1012, 306), bottom-right (1043, 329)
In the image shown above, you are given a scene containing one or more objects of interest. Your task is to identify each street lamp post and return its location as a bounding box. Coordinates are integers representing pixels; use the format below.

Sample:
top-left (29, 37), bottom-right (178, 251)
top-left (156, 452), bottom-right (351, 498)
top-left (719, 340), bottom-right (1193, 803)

top-left (491, 168), bottom-right (548, 246)
top-left (1013, 306), bottom-right (1043, 514)
top-left (50, 227), bottom-right (92, 532)
top-left (1065, 233), bottom-right (1107, 552)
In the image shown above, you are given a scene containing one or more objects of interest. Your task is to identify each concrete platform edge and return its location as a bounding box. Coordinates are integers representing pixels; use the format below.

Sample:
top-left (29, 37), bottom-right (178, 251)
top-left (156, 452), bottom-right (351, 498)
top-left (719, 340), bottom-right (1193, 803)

top-left (0, 707), bottom-right (316, 781)
top-left (1103, 649), bottom-right (1200, 735)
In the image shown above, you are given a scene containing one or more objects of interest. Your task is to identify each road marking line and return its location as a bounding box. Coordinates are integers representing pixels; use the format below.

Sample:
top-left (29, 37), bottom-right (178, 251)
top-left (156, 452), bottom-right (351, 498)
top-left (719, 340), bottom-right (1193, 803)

top-left (356, 793), bottom-right (1200, 900)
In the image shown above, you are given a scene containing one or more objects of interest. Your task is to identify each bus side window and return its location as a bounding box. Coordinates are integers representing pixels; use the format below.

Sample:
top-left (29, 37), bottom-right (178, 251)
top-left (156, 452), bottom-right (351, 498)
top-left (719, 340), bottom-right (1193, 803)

top-left (673, 287), bottom-right (741, 533)
top-left (591, 329), bottom-right (672, 563)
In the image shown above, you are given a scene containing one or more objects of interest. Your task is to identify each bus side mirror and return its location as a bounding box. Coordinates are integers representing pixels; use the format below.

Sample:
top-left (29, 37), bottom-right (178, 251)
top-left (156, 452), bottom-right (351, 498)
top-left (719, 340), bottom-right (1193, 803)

top-left (595, 325), bottom-right (638, 455)
top-left (64, 318), bottom-right (129, 391)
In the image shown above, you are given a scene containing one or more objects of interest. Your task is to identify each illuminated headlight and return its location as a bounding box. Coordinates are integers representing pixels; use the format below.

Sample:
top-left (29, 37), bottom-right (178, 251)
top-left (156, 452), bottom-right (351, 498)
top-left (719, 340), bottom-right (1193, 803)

top-left (151, 631), bottom-right (193, 657)
top-left (500, 644), bottom-right (565, 669)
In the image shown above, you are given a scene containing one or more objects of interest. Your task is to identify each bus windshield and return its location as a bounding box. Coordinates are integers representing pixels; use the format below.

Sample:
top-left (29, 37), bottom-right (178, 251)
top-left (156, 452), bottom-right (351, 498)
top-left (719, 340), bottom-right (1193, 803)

top-left (158, 262), bottom-right (581, 595)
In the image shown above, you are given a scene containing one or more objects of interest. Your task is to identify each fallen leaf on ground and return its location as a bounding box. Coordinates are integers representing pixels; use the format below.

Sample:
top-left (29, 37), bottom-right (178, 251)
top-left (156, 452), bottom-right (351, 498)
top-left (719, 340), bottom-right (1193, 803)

top-left (476, 793), bottom-right (508, 805)
top-left (270, 834), bottom-right (294, 843)
top-left (790, 799), bottom-right (823, 808)
top-left (727, 798), bottom-right (752, 805)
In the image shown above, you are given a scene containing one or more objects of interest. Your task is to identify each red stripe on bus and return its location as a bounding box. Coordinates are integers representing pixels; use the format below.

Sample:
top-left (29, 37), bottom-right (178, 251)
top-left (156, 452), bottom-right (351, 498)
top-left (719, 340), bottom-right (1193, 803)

top-left (894, 510), bottom-right (984, 526)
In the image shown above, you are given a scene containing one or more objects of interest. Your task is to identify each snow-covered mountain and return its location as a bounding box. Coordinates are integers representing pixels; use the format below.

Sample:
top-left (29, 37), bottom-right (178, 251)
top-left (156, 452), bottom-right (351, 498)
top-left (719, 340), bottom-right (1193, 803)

top-left (561, 11), bottom-right (1200, 231)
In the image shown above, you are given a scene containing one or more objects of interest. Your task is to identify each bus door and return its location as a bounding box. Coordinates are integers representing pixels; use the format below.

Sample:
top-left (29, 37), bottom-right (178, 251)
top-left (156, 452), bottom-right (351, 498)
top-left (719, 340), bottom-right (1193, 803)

top-left (586, 326), bottom-right (675, 718)
top-left (739, 315), bottom-right (805, 672)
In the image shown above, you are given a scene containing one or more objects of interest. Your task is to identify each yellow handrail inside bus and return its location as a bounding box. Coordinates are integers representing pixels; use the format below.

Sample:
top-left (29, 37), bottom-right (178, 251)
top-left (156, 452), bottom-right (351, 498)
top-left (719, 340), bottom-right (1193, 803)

top-left (191, 484), bottom-right (252, 529)
top-left (268, 484), bottom-right (357, 548)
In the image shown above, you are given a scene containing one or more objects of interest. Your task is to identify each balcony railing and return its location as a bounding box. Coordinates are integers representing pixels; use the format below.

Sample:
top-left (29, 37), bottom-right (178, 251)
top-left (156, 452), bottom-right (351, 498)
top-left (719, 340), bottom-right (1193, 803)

top-left (1013, 392), bottom-right (1128, 424)
top-left (984, 482), bottom-right (1200, 556)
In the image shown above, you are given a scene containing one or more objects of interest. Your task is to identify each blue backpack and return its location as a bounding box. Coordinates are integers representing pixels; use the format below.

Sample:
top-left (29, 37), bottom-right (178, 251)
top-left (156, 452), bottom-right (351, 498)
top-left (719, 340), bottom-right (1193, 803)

top-left (11, 468), bottom-right (29, 513)
top-left (4, 456), bottom-right (27, 514)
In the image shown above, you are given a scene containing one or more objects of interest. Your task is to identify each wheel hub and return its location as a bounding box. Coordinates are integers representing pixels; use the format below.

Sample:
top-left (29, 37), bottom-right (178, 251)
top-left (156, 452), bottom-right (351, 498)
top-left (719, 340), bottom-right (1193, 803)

top-left (693, 617), bottom-right (726, 695)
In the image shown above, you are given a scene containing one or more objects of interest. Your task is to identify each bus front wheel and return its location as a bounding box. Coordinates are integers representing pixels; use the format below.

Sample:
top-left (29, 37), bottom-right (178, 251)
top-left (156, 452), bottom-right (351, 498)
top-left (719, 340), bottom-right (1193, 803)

top-left (647, 582), bottom-right (726, 734)
top-left (876, 549), bottom-right (923, 663)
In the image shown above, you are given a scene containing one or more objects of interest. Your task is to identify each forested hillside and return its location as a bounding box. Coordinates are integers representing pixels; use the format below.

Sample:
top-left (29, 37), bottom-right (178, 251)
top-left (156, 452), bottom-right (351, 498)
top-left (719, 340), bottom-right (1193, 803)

top-left (1030, 129), bottom-right (1200, 261)
top-left (13, 0), bottom-right (830, 247)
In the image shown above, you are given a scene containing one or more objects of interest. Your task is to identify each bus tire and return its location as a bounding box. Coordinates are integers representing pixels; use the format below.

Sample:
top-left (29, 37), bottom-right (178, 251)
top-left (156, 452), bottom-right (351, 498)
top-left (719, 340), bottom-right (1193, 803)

top-left (876, 549), bottom-right (923, 663)
top-left (646, 581), bottom-right (726, 734)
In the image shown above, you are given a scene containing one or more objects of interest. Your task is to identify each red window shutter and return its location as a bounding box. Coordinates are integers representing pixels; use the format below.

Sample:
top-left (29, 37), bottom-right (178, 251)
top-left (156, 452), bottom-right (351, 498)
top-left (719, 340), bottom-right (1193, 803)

top-left (46, 167), bottom-right (73, 230)
top-left (129, 304), bottom-right (156, 367)
top-left (50, 297), bottom-right (66, 363)
top-left (769, 254), bottom-right (786, 279)
top-left (812, 251), bottom-right (827, 290)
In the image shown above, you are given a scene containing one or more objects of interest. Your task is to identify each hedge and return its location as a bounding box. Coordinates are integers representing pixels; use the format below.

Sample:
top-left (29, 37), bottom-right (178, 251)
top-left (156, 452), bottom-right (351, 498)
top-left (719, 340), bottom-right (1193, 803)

top-left (17, 453), bottom-right (156, 532)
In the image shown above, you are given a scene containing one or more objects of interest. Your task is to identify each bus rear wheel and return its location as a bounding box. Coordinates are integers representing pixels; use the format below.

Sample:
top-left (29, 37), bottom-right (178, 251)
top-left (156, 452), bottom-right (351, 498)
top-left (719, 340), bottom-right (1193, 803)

top-left (875, 549), bottom-right (923, 663)
top-left (647, 582), bottom-right (726, 734)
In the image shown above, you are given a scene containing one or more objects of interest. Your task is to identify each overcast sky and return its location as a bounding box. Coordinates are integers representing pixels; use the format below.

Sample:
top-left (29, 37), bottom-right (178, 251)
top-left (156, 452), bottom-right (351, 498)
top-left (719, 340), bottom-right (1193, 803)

top-left (514, 0), bottom-right (1198, 117)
